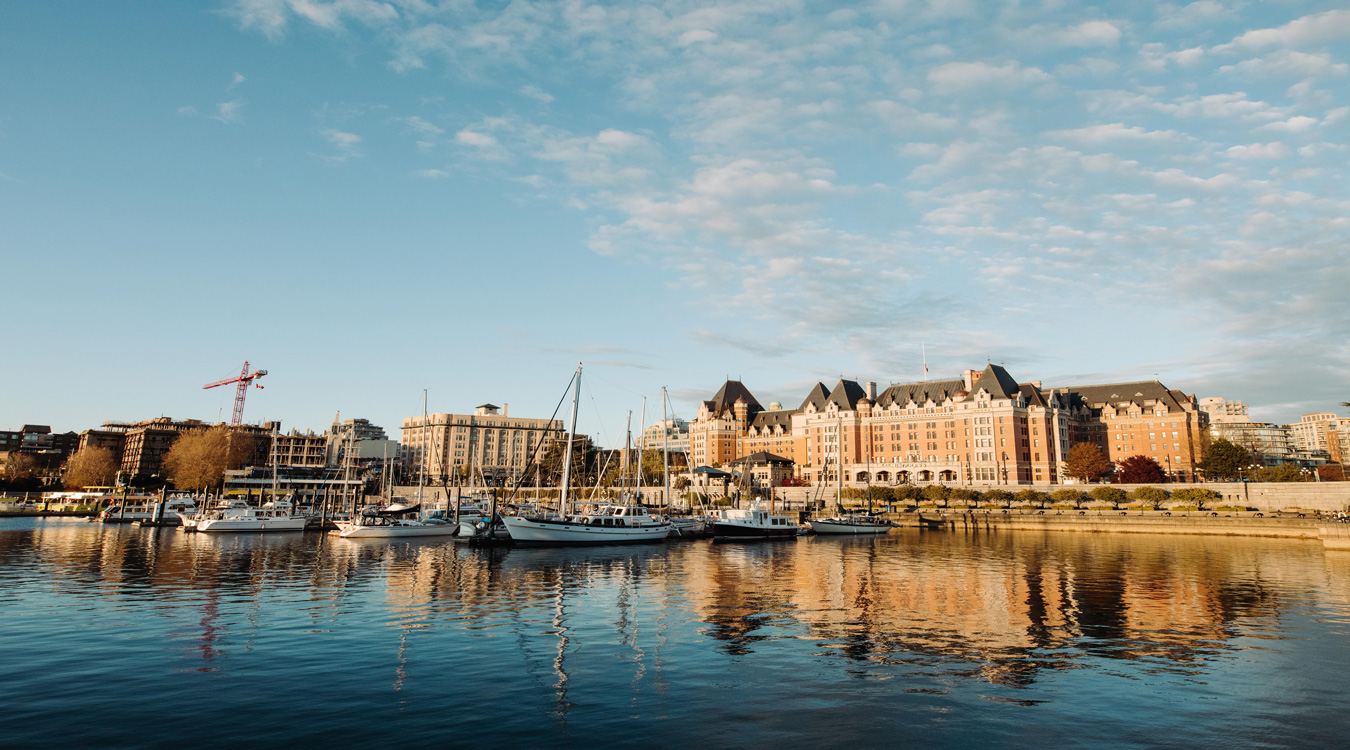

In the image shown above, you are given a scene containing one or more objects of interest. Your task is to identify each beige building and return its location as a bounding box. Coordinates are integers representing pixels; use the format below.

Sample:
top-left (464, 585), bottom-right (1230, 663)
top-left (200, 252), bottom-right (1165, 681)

top-left (688, 364), bottom-right (1208, 486)
top-left (401, 403), bottom-right (563, 484)
top-left (1291, 413), bottom-right (1350, 464)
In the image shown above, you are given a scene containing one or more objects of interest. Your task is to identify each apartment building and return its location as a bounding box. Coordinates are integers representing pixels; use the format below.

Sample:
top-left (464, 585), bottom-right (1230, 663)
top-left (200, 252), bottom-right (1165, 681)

top-left (401, 403), bottom-right (564, 484)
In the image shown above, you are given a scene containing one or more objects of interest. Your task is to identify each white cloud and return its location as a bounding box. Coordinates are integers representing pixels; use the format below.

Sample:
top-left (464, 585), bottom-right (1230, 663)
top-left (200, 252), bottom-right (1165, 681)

top-left (1046, 122), bottom-right (1188, 145)
top-left (519, 85), bottom-right (554, 103)
top-left (1220, 51), bottom-right (1350, 78)
top-left (1257, 116), bottom-right (1318, 133)
top-left (317, 128), bottom-right (362, 162)
top-left (1154, 1), bottom-right (1231, 30)
top-left (414, 168), bottom-right (448, 178)
top-left (927, 61), bottom-right (1050, 91)
top-left (1218, 9), bottom-right (1350, 52)
top-left (1225, 142), bottom-right (1289, 160)
top-left (211, 99), bottom-right (245, 124)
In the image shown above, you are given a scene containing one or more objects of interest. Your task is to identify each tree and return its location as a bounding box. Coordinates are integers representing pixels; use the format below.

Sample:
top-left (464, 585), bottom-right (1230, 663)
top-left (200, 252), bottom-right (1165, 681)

top-left (983, 488), bottom-right (1013, 508)
top-left (921, 484), bottom-right (950, 507)
top-left (162, 426), bottom-right (258, 491)
top-left (1128, 486), bottom-right (1168, 510)
top-left (1014, 488), bottom-right (1046, 508)
top-left (538, 435), bottom-right (595, 487)
top-left (1252, 464), bottom-right (1309, 482)
top-left (893, 485), bottom-right (922, 504)
top-left (63, 447), bottom-right (118, 490)
top-left (1197, 438), bottom-right (1251, 481)
top-left (1050, 488), bottom-right (1087, 508)
top-left (1170, 487), bottom-right (1219, 509)
top-left (949, 488), bottom-right (981, 507)
top-left (1064, 442), bottom-right (1112, 483)
top-left (2, 452), bottom-right (42, 492)
top-left (1089, 486), bottom-right (1127, 508)
top-left (1114, 455), bottom-right (1166, 484)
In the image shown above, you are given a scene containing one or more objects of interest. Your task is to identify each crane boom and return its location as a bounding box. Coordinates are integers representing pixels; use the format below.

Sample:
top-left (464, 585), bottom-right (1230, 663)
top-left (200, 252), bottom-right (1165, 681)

top-left (202, 360), bottom-right (268, 425)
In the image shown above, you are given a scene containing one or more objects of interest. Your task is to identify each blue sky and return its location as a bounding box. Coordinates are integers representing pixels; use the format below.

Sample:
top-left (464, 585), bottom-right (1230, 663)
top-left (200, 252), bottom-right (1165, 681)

top-left (2, 0), bottom-right (1347, 443)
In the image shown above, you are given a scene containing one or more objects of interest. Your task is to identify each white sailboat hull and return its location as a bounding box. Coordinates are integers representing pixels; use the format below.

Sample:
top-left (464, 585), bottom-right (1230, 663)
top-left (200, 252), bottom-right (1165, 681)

top-left (336, 522), bottom-right (457, 539)
top-left (502, 515), bottom-right (670, 545)
top-left (809, 517), bottom-right (893, 534)
top-left (196, 516), bottom-right (307, 533)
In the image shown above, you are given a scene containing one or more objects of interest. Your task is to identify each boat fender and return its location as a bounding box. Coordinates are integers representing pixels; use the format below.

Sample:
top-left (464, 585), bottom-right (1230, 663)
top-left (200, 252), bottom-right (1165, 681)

top-left (476, 521), bottom-right (487, 530)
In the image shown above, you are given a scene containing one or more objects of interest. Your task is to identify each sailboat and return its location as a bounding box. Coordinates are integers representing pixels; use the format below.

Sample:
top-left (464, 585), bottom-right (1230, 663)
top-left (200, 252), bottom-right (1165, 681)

top-left (197, 426), bottom-right (308, 533)
top-left (502, 364), bottom-right (672, 545)
top-left (337, 390), bottom-right (457, 539)
top-left (810, 415), bottom-right (892, 535)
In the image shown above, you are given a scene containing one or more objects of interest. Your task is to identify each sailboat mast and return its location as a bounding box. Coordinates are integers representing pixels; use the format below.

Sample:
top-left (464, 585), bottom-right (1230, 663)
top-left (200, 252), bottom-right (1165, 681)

top-left (636, 397), bottom-right (646, 505)
top-left (270, 424), bottom-right (279, 503)
top-left (559, 364), bottom-right (582, 515)
top-left (661, 387), bottom-right (671, 511)
top-left (621, 410), bottom-right (633, 506)
top-left (418, 389), bottom-right (427, 506)
top-left (837, 415), bottom-right (843, 510)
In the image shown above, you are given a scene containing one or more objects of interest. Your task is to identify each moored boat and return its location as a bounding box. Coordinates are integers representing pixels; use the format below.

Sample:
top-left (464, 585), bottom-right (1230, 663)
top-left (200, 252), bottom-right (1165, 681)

top-left (712, 503), bottom-right (798, 540)
top-left (809, 514), bottom-right (893, 534)
top-left (196, 500), bottom-right (307, 533)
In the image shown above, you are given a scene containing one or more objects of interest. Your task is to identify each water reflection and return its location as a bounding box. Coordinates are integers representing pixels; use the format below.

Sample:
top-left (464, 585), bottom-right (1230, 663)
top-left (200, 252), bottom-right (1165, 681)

top-left (2, 518), bottom-right (1349, 747)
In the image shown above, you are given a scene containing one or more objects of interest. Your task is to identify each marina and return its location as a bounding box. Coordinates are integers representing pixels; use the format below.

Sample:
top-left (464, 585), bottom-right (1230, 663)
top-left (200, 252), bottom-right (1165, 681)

top-left (3, 516), bottom-right (1349, 749)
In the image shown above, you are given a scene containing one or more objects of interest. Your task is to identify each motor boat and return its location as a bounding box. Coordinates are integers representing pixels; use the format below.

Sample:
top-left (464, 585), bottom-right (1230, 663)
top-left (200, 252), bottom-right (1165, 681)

top-left (712, 502), bottom-right (799, 540)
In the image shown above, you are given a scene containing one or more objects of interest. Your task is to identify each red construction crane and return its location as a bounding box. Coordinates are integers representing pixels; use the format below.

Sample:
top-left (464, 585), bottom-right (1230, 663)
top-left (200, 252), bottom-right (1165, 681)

top-left (203, 361), bottom-right (268, 425)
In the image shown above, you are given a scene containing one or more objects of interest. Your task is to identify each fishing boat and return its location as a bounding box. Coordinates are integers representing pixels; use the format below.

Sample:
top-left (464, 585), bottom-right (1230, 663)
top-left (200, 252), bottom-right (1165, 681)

top-left (503, 365), bottom-right (672, 545)
top-left (712, 502), bottom-right (799, 539)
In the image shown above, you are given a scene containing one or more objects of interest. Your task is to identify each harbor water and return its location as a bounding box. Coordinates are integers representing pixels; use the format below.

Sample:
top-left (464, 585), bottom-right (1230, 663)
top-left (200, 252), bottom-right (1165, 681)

top-left (3, 518), bottom-right (1349, 749)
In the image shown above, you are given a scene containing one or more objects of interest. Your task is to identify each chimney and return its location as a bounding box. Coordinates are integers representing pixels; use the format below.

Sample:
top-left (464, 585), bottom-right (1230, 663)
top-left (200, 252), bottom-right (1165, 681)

top-left (962, 369), bottom-right (978, 391)
top-left (503, 403), bottom-right (509, 417)
top-left (866, 381), bottom-right (877, 401)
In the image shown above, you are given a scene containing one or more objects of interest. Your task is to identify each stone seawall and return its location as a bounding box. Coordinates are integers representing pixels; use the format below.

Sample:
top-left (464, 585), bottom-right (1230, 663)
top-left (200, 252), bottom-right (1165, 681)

top-left (914, 510), bottom-right (1323, 539)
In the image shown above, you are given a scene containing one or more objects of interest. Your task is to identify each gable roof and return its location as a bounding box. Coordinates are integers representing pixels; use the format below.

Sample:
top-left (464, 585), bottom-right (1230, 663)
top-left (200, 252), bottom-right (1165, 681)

top-left (826, 379), bottom-right (868, 411)
top-left (749, 409), bottom-right (795, 431)
top-left (732, 451), bottom-right (794, 465)
top-left (971, 364), bottom-right (1021, 400)
top-left (704, 380), bottom-right (762, 417)
top-left (875, 379), bottom-right (966, 408)
top-left (797, 382), bottom-right (831, 412)
top-left (1065, 380), bottom-right (1192, 413)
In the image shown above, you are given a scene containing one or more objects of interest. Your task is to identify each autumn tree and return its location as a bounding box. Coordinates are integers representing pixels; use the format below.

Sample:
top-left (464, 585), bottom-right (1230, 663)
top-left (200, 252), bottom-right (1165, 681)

top-left (537, 436), bottom-right (596, 488)
top-left (63, 447), bottom-right (118, 489)
top-left (1197, 438), bottom-right (1251, 481)
top-left (1063, 443), bottom-right (1112, 483)
top-left (162, 426), bottom-right (258, 491)
top-left (949, 487), bottom-right (981, 507)
top-left (893, 484), bottom-right (922, 504)
top-left (1114, 455), bottom-right (1166, 484)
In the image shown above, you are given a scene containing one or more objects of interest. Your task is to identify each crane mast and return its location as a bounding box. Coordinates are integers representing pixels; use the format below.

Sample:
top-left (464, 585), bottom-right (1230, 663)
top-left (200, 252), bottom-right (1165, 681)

top-left (202, 360), bottom-right (268, 425)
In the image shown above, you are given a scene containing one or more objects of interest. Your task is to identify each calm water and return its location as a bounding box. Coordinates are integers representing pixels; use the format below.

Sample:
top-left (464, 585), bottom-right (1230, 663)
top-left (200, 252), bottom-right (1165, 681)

top-left (3, 519), bottom-right (1349, 749)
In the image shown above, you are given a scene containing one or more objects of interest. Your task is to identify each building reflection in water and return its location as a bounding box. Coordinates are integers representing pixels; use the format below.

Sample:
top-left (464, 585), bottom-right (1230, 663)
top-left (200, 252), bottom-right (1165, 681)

top-left (0, 520), bottom-right (1344, 696)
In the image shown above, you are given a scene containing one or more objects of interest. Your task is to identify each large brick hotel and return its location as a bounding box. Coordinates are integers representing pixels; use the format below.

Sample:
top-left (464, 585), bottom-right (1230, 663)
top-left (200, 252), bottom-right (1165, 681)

top-left (688, 364), bottom-right (1207, 486)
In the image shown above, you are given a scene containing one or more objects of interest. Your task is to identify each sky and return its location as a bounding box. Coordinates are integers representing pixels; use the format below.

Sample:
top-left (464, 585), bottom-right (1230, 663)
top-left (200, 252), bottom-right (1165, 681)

top-left (1, 0), bottom-right (1347, 444)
